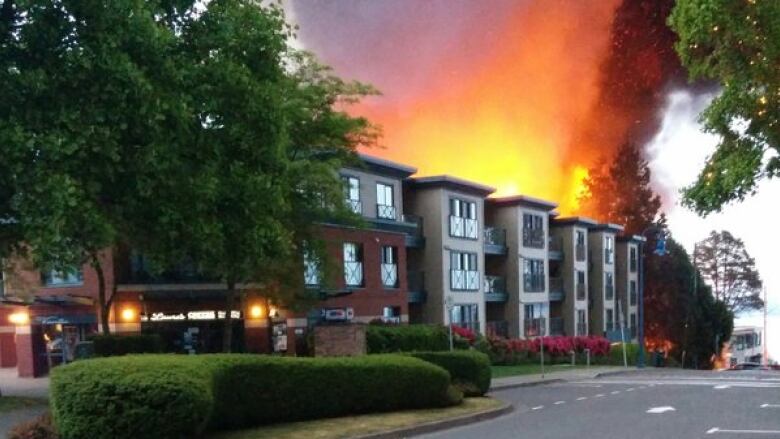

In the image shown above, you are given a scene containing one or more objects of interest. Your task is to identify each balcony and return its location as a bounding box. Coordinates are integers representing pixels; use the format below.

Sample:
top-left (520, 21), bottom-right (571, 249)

top-left (451, 269), bottom-right (479, 291)
top-left (380, 263), bottom-right (398, 288)
top-left (486, 320), bottom-right (509, 338)
top-left (403, 214), bottom-right (425, 248)
top-left (548, 236), bottom-right (564, 260)
top-left (484, 275), bottom-right (508, 302)
top-left (576, 283), bottom-right (586, 301)
top-left (549, 277), bottom-right (564, 301)
top-left (376, 203), bottom-right (397, 220)
top-left (483, 227), bottom-right (507, 255)
top-left (449, 216), bottom-right (478, 240)
top-left (550, 317), bottom-right (564, 336)
top-left (524, 318), bottom-right (547, 337)
top-left (575, 244), bottom-right (586, 262)
top-left (408, 270), bottom-right (426, 303)
top-left (367, 213), bottom-right (423, 247)
top-left (522, 228), bottom-right (545, 249)
top-left (345, 198), bottom-right (362, 215)
top-left (344, 261), bottom-right (363, 288)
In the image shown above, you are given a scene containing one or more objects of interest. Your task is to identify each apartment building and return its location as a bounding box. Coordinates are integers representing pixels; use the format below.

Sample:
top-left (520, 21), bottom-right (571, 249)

top-left (485, 196), bottom-right (557, 338)
top-left (550, 216), bottom-right (598, 337)
top-left (404, 176), bottom-right (495, 335)
top-left (588, 223), bottom-right (624, 339)
top-left (616, 235), bottom-right (643, 341)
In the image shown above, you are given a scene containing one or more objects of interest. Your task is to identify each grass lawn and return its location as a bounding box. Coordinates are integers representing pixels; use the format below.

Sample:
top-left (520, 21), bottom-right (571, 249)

top-left (209, 397), bottom-right (503, 439)
top-left (491, 363), bottom-right (589, 378)
top-left (0, 396), bottom-right (48, 413)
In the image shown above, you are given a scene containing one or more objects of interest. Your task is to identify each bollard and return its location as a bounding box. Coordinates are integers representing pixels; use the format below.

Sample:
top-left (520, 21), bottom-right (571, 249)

top-left (571, 350), bottom-right (576, 366)
top-left (585, 348), bottom-right (591, 369)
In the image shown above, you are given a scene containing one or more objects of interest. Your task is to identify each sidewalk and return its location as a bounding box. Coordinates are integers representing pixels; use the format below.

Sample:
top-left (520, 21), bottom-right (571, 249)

top-left (0, 367), bottom-right (50, 399)
top-left (490, 366), bottom-right (633, 390)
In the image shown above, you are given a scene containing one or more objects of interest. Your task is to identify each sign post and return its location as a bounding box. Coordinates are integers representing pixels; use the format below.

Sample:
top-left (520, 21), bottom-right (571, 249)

top-left (444, 296), bottom-right (454, 351)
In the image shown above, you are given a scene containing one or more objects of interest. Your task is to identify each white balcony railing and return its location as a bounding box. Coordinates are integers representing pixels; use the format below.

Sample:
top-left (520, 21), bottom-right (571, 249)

top-left (344, 261), bottom-right (363, 287)
top-left (450, 269), bottom-right (479, 291)
top-left (381, 263), bottom-right (398, 288)
top-left (449, 216), bottom-right (478, 239)
top-left (345, 199), bottom-right (362, 214)
top-left (376, 204), bottom-right (397, 220)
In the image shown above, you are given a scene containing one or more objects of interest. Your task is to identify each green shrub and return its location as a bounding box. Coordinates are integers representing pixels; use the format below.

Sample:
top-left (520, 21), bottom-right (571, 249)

top-left (407, 351), bottom-right (492, 396)
top-left (593, 343), bottom-right (639, 366)
top-left (89, 334), bottom-right (163, 357)
top-left (51, 356), bottom-right (213, 439)
top-left (366, 324), bottom-right (472, 353)
top-left (208, 354), bottom-right (459, 429)
top-left (50, 354), bottom-right (459, 438)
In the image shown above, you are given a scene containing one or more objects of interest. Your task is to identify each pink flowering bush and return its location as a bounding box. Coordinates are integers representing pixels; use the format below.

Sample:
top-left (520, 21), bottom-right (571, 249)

top-left (482, 335), bottom-right (613, 365)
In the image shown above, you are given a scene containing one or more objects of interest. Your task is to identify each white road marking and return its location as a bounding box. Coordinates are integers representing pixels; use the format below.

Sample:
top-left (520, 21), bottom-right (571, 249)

top-left (573, 379), bottom-right (780, 389)
top-left (610, 391), bottom-right (620, 395)
top-left (714, 384), bottom-right (730, 389)
top-left (626, 388), bottom-right (635, 392)
top-left (531, 405), bottom-right (544, 410)
top-left (706, 427), bottom-right (780, 435)
top-left (554, 401), bottom-right (566, 405)
top-left (576, 397), bottom-right (587, 401)
top-left (760, 403), bottom-right (780, 408)
top-left (646, 406), bottom-right (676, 414)
top-left (594, 394), bottom-right (605, 398)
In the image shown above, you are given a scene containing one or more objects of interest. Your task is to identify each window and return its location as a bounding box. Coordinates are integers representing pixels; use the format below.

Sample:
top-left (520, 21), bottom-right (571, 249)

top-left (376, 183), bottom-right (396, 220)
top-left (523, 259), bottom-right (545, 292)
top-left (380, 245), bottom-right (398, 288)
top-left (576, 270), bottom-right (586, 300)
top-left (522, 214), bottom-right (545, 248)
top-left (629, 246), bottom-right (638, 272)
top-left (576, 309), bottom-right (587, 335)
top-left (604, 236), bottom-right (614, 264)
top-left (42, 269), bottom-right (84, 286)
top-left (450, 304), bottom-right (479, 333)
top-left (524, 303), bottom-right (548, 336)
top-left (605, 309), bottom-right (614, 332)
top-left (342, 176), bottom-right (361, 214)
top-left (629, 313), bottom-right (637, 338)
top-left (575, 230), bottom-right (586, 261)
top-left (303, 248), bottom-right (320, 286)
top-left (450, 251), bottom-right (479, 291)
top-left (382, 306), bottom-right (401, 324)
top-left (343, 242), bottom-right (363, 287)
top-left (449, 198), bottom-right (478, 239)
top-left (605, 272), bottom-right (614, 300)
top-left (629, 280), bottom-right (637, 306)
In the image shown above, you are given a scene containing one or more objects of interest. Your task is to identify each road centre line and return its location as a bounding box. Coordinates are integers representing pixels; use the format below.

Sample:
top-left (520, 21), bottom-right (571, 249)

top-left (594, 394), bottom-right (605, 398)
top-left (531, 406), bottom-right (544, 411)
top-left (576, 397), bottom-right (587, 401)
top-left (760, 403), bottom-right (780, 408)
top-left (554, 401), bottom-right (566, 405)
top-left (610, 391), bottom-right (620, 395)
top-left (707, 427), bottom-right (780, 435)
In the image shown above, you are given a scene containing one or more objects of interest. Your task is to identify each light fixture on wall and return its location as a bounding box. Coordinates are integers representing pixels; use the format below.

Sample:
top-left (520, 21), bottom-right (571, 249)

top-left (8, 311), bottom-right (29, 325)
top-left (120, 307), bottom-right (136, 322)
top-left (249, 305), bottom-right (264, 319)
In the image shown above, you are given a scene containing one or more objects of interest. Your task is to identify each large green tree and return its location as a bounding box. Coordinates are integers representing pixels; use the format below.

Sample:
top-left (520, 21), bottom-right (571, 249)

top-left (0, 0), bottom-right (192, 333)
top-left (669, 0), bottom-right (779, 215)
top-left (693, 230), bottom-right (764, 314)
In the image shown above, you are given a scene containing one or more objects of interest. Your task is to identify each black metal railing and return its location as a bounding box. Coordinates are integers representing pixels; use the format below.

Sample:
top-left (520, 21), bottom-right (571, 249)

top-left (576, 322), bottom-right (588, 336)
top-left (344, 261), bottom-right (363, 287)
top-left (576, 283), bottom-right (586, 300)
top-left (549, 277), bottom-right (564, 294)
top-left (524, 274), bottom-right (545, 293)
top-left (380, 263), bottom-right (398, 288)
top-left (408, 270), bottom-right (425, 292)
top-left (524, 318), bottom-right (547, 337)
top-left (486, 320), bottom-right (509, 338)
top-left (451, 270), bottom-right (479, 291)
top-left (484, 275), bottom-right (506, 294)
top-left (522, 228), bottom-right (545, 248)
top-left (484, 227), bottom-right (506, 247)
top-left (550, 317), bottom-right (564, 335)
top-left (548, 236), bottom-right (563, 253)
top-left (630, 291), bottom-right (638, 306)
top-left (449, 216), bottom-right (478, 239)
top-left (376, 204), bottom-right (397, 220)
top-left (345, 198), bottom-right (362, 215)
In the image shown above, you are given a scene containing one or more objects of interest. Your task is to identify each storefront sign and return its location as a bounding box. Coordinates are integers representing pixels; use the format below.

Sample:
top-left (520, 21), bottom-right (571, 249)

top-left (321, 307), bottom-right (354, 322)
top-left (141, 310), bottom-right (241, 322)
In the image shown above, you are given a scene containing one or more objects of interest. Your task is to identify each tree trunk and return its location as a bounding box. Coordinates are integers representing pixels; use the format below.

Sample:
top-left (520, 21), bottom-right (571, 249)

top-left (92, 255), bottom-right (111, 335)
top-left (222, 279), bottom-right (236, 353)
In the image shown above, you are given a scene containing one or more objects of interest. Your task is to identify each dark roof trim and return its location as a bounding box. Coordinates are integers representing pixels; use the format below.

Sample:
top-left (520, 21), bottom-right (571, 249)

top-left (591, 223), bottom-right (625, 233)
top-left (552, 216), bottom-right (599, 228)
top-left (488, 195), bottom-right (558, 211)
top-left (408, 175), bottom-right (496, 197)
top-left (617, 234), bottom-right (647, 243)
top-left (344, 153), bottom-right (417, 179)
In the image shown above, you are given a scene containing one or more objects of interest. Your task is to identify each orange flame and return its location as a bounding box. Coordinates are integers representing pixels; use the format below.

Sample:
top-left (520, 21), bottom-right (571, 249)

top-left (356, 1), bottom-right (620, 214)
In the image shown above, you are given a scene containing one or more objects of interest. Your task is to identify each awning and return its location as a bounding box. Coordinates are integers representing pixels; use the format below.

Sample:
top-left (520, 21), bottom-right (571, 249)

top-left (35, 314), bottom-right (97, 325)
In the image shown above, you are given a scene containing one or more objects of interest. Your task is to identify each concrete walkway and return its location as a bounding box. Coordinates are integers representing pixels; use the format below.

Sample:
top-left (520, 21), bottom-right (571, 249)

top-left (490, 366), bottom-right (632, 390)
top-left (0, 367), bottom-right (49, 398)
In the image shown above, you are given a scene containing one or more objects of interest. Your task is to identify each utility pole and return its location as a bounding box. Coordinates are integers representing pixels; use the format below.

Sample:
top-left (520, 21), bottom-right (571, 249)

top-left (764, 286), bottom-right (768, 366)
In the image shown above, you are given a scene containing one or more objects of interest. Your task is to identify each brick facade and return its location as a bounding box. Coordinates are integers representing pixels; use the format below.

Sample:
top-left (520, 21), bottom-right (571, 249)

top-left (313, 324), bottom-right (366, 357)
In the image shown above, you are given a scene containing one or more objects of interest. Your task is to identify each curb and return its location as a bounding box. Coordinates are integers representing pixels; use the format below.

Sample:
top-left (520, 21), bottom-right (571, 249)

top-left (354, 400), bottom-right (514, 439)
top-left (490, 378), bottom-right (565, 391)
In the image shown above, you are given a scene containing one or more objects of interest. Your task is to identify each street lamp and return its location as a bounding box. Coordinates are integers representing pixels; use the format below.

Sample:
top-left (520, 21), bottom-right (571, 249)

top-left (444, 295), bottom-right (454, 351)
top-left (637, 225), bottom-right (666, 368)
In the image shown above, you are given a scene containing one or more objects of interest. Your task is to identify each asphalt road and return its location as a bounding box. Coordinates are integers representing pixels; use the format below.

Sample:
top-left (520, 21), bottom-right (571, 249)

top-left (420, 370), bottom-right (780, 439)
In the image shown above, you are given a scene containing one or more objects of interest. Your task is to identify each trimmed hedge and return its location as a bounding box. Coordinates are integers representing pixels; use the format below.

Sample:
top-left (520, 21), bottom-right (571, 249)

top-left (367, 324), bottom-right (469, 353)
top-left (50, 356), bottom-right (212, 439)
top-left (408, 351), bottom-right (492, 396)
top-left (89, 334), bottom-right (163, 357)
top-left (51, 354), bottom-right (460, 439)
